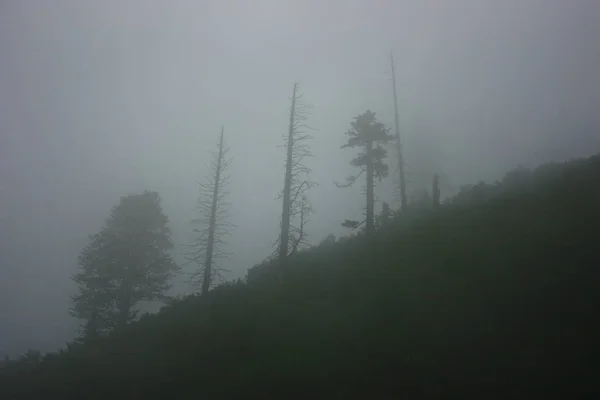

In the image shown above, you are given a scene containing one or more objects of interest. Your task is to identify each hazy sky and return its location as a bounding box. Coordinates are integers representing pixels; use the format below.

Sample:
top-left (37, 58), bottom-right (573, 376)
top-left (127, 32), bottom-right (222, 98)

top-left (1, 0), bottom-right (599, 356)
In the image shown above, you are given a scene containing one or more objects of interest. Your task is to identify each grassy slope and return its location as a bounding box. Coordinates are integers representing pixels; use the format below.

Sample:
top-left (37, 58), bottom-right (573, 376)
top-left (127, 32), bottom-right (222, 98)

top-left (2, 154), bottom-right (599, 399)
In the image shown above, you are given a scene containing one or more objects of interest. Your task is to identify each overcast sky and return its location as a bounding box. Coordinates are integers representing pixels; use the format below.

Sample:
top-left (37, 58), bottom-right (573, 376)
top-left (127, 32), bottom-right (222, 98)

top-left (1, 0), bottom-right (599, 356)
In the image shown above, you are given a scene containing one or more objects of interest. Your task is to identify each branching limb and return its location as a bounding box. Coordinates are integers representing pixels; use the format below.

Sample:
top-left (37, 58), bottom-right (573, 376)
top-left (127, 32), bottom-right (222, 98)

top-left (334, 168), bottom-right (366, 188)
top-left (185, 128), bottom-right (234, 294)
top-left (275, 82), bottom-right (317, 264)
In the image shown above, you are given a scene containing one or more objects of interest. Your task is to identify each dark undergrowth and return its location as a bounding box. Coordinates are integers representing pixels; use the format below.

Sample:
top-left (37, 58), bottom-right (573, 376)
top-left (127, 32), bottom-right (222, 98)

top-left (2, 154), bottom-right (599, 399)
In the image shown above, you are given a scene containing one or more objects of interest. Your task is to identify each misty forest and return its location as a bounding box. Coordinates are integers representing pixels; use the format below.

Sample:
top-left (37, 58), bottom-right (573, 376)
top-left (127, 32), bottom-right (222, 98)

top-left (1, 1), bottom-right (600, 398)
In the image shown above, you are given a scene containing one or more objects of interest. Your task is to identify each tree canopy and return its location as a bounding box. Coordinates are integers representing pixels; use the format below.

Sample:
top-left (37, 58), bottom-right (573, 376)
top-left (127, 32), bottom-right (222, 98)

top-left (71, 191), bottom-right (179, 337)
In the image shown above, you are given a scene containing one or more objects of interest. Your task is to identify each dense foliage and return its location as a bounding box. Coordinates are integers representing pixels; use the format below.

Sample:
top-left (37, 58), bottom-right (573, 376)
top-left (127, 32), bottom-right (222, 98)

top-left (1, 154), bottom-right (599, 398)
top-left (71, 191), bottom-right (179, 334)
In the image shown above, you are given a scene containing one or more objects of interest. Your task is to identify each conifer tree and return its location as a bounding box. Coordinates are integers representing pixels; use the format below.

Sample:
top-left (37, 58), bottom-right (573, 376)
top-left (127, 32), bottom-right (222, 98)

top-left (336, 110), bottom-right (394, 236)
top-left (71, 191), bottom-right (179, 332)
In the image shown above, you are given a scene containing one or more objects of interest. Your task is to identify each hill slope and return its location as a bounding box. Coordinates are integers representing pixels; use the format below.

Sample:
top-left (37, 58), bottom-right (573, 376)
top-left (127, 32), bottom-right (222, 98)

top-left (2, 154), bottom-right (599, 399)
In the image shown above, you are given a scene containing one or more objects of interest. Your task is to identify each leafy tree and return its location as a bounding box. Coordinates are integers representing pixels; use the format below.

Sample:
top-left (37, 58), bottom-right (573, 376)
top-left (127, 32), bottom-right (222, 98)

top-left (336, 110), bottom-right (394, 235)
top-left (185, 127), bottom-right (234, 295)
top-left (71, 235), bottom-right (118, 337)
top-left (71, 191), bottom-right (179, 333)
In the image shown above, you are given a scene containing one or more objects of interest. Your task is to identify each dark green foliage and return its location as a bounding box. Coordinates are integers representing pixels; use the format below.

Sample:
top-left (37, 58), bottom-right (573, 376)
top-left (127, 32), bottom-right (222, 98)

top-left (71, 191), bottom-right (179, 335)
top-left (341, 110), bottom-right (393, 176)
top-left (337, 110), bottom-right (394, 236)
top-left (2, 155), bottom-right (600, 398)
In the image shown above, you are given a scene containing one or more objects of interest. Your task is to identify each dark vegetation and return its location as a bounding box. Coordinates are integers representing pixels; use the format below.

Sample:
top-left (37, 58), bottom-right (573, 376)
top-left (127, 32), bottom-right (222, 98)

top-left (1, 154), bottom-right (599, 398)
top-left (70, 191), bottom-right (179, 333)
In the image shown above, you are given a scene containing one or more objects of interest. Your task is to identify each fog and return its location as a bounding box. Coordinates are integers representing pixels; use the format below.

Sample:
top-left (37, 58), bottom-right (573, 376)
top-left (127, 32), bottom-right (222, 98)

top-left (1, 0), bottom-right (599, 356)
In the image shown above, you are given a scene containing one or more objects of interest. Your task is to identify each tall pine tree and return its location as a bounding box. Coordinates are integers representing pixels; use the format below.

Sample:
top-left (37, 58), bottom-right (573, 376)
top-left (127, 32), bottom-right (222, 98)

top-left (336, 110), bottom-right (393, 236)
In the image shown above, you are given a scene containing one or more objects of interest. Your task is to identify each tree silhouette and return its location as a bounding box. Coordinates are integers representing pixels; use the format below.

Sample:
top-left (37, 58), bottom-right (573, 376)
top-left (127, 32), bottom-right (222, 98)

top-left (3, 154), bottom-right (600, 399)
top-left (275, 82), bottom-right (315, 267)
top-left (433, 174), bottom-right (441, 208)
top-left (185, 127), bottom-right (234, 295)
top-left (71, 191), bottom-right (179, 332)
top-left (390, 52), bottom-right (408, 211)
top-left (336, 110), bottom-right (393, 236)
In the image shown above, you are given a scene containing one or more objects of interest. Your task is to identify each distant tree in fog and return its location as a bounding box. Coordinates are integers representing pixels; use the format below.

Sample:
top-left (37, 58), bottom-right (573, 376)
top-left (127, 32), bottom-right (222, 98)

top-left (336, 110), bottom-right (394, 236)
top-left (275, 82), bottom-right (315, 270)
top-left (185, 127), bottom-right (234, 295)
top-left (71, 191), bottom-right (179, 336)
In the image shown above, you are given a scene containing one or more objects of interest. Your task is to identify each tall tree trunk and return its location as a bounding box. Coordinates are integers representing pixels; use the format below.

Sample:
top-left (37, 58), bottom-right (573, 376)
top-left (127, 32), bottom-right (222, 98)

top-left (203, 127), bottom-right (224, 296)
top-left (391, 52), bottom-right (407, 211)
top-left (366, 140), bottom-right (374, 236)
top-left (432, 173), bottom-right (440, 208)
top-left (279, 83), bottom-right (297, 262)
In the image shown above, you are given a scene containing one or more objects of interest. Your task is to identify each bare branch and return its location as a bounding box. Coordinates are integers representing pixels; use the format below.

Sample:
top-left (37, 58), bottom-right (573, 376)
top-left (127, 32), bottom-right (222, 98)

top-left (185, 128), bottom-right (234, 295)
top-left (275, 82), bottom-right (317, 263)
top-left (334, 168), bottom-right (366, 188)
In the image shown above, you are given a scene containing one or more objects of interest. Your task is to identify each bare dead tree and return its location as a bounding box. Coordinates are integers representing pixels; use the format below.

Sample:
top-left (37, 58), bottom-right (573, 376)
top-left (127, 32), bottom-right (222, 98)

top-left (432, 173), bottom-right (441, 208)
top-left (288, 194), bottom-right (312, 255)
top-left (185, 127), bottom-right (234, 295)
top-left (274, 82), bottom-right (316, 264)
top-left (390, 52), bottom-right (408, 211)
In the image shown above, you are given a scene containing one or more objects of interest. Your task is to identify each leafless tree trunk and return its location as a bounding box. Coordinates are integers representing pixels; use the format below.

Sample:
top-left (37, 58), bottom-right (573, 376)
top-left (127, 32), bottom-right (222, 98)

top-left (289, 194), bottom-right (311, 255)
top-left (202, 129), bottom-right (224, 295)
top-left (279, 83), bottom-right (297, 262)
top-left (186, 127), bottom-right (233, 295)
top-left (391, 52), bottom-right (407, 211)
top-left (273, 82), bottom-right (315, 270)
top-left (432, 173), bottom-right (441, 208)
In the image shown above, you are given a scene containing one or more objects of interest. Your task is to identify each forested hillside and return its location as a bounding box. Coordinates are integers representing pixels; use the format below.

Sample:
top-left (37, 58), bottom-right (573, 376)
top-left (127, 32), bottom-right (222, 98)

top-left (2, 154), bottom-right (599, 398)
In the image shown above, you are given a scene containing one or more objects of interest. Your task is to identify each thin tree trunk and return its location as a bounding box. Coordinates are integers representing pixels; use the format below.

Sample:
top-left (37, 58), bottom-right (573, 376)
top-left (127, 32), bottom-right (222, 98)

top-left (366, 140), bottom-right (374, 236)
top-left (279, 83), bottom-right (298, 262)
top-left (203, 127), bottom-right (224, 296)
top-left (432, 173), bottom-right (440, 208)
top-left (391, 52), bottom-right (407, 211)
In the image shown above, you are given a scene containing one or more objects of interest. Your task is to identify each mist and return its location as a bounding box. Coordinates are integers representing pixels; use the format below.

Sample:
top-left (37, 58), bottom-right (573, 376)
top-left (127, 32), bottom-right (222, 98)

top-left (1, 0), bottom-right (599, 356)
